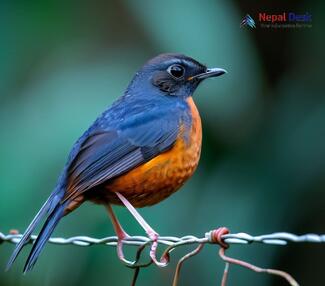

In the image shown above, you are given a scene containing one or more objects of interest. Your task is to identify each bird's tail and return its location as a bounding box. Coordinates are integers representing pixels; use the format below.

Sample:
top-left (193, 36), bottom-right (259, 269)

top-left (23, 201), bottom-right (67, 273)
top-left (6, 191), bottom-right (66, 273)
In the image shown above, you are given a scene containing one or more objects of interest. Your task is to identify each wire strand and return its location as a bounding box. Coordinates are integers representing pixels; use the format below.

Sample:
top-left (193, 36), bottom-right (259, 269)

top-left (2, 230), bottom-right (324, 286)
top-left (1, 231), bottom-right (324, 247)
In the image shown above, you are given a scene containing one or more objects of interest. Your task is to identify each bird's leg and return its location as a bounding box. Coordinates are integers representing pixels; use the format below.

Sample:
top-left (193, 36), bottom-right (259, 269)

top-left (106, 203), bottom-right (154, 270)
top-left (105, 203), bottom-right (131, 264)
top-left (115, 192), bottom-right (167, 267)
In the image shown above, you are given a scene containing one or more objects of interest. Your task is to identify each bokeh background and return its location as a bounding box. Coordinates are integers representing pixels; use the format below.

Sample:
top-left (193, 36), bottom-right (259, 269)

top-left (1, 1), bottom-right (324, 285)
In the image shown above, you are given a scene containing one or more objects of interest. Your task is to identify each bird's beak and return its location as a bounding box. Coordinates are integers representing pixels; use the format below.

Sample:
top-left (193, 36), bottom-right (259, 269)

top-left (188, 68), bottom-right (227, 81)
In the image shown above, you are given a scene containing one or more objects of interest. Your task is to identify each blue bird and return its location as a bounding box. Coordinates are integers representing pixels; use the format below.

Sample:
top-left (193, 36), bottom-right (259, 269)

top-left (7, 53), bottom-right (226, 272)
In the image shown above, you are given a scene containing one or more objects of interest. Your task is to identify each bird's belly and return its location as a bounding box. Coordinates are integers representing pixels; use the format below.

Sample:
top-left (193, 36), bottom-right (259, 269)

top-left (97, 98), bottom-right (202, 207)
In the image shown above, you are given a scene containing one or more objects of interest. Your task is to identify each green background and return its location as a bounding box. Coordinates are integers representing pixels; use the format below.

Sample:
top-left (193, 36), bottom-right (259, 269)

top-left (1, 1), bottom-right (324, 285)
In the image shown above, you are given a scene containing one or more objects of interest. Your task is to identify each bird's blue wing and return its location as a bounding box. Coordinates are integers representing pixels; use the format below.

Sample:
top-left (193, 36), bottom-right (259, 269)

top-left (63, 104), bottom-right (185, 202)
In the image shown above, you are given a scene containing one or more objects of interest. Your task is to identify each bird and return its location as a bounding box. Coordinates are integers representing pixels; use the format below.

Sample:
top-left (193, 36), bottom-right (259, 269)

top-left (6, 53), bottom-right (226, 272)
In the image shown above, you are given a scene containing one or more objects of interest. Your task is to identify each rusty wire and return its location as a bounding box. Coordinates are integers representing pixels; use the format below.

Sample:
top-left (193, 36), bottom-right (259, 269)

top-left (1, 229), bottom-right (325, 286)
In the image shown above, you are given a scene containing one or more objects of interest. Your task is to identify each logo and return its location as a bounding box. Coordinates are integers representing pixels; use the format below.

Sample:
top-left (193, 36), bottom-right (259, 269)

top-left (240, 12), bottom-right (312, 29)
top-left (258, 12), bottom-right (312, 28)
top-left (240, 14), bottom-right (256, 28)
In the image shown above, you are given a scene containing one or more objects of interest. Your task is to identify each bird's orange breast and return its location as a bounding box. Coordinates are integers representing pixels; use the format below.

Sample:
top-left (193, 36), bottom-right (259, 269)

top-left (100, 97), bottom-right (202, 207)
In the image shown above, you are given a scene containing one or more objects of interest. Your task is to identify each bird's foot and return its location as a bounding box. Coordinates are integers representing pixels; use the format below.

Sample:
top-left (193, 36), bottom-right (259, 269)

top-left (114, 192), bottom-right (169, 267)
top-left (106, 203), bottom-right (148, 267)
top-left (116, 231), bottom-right (132, 265)
top-left (148, 231), bottom-right (169, 267)
top-left (116, 231), bottom-right (153, 268)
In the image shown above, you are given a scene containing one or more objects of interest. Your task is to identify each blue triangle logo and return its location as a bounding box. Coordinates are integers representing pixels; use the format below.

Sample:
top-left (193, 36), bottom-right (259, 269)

top-left (240, 14), bottom-right (256, 28)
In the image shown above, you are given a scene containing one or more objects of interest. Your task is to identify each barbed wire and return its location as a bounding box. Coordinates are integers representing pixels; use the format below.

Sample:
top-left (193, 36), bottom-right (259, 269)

top-left (2, 229), bottom-right (325, 286)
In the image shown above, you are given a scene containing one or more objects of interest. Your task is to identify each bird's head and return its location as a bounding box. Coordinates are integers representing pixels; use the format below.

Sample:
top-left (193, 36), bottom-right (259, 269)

top-left (128, 53), bottom-right (226, 98)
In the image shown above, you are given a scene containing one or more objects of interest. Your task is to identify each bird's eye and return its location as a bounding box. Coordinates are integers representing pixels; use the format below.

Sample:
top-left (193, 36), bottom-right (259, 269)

top-left (167, 64), bottom-right (185, 79)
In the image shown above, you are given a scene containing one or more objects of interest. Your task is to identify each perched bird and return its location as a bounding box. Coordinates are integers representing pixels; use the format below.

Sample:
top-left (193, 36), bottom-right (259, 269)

top-left (7, 53), bottom-right (226, 272)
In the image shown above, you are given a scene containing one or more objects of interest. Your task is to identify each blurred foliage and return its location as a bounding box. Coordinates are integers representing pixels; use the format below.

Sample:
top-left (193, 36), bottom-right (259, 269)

top-left (0, 0), bottom-right (324, 285)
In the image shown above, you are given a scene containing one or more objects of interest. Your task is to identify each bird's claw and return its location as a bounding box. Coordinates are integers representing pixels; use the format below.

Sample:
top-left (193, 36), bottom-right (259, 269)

top-left (116, 232), bottom-right (169, 268)
top-left (148, 232), bottom-right (169, 267)
top-left (116, 236), bottom-right (153, 268)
